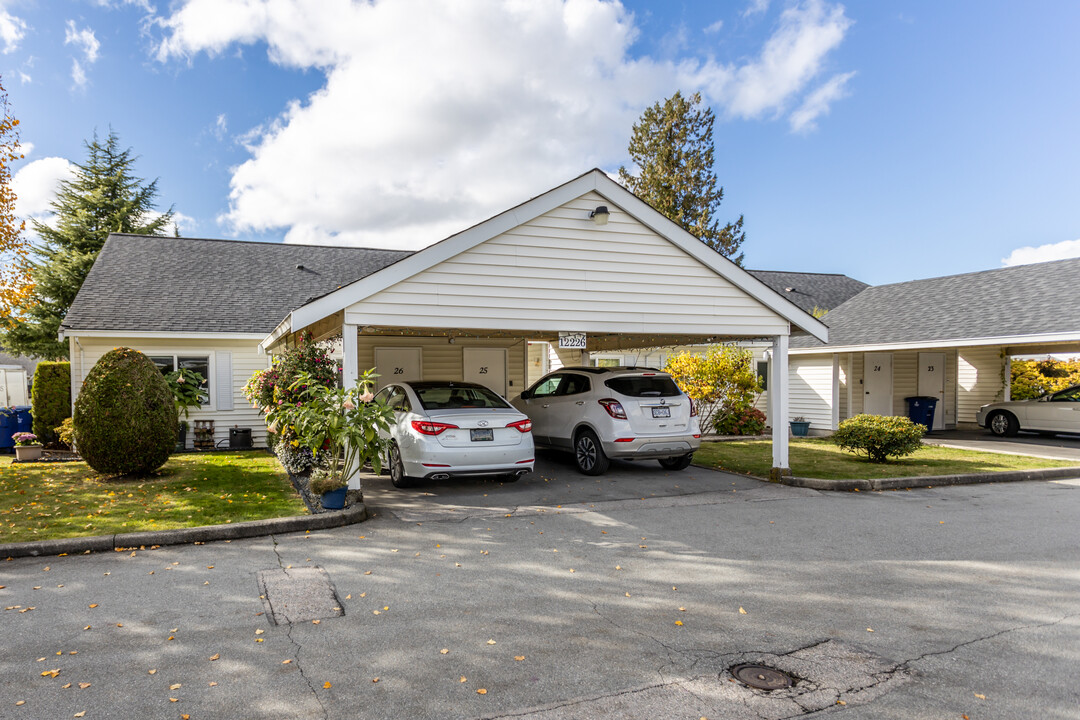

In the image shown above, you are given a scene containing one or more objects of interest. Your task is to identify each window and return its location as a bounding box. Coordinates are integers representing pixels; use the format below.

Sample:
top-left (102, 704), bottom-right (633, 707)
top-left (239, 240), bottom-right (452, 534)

top-left (150, 353), bottom-right (212, 406)
top-left (557, 374), bottom-right (591, 396)
top-left (530, 375), bottom-right (564, 398)
top-left (757, 361), bottom-right (769, 391)
top-left (604, 376), bottom-right (681, 397)
top-left (412, 383), bottom-right (510, 410)
top-left (595, 357), bottom-right (621, 368)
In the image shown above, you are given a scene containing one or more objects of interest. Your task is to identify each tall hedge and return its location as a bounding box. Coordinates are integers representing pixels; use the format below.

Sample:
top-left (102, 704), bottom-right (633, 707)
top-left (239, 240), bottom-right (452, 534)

top-left (31, 361), bottom-right (71, 445)
top-left (73, 347), bottom-right (176, 476)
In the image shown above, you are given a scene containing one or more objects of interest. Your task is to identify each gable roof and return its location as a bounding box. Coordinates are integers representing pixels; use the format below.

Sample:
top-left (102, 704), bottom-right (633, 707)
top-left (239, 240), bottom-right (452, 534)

top-left (746, 270), bottom-right (868, 314)
top-left (62, 234), bottom-right (411, 335)
top-left (278, 169), bottom-right (829, 345)
top-left (791, 256), bottom-right (1080, 350)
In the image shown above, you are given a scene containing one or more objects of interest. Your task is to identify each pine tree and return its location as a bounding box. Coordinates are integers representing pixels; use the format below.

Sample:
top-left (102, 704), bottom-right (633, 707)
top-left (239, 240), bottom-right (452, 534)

top-left (618, 91), bottom-right (746, 265)
top-left (1, 131), bottom-right (173, 359)
top-left (0, 77), bottom-right (32, 325)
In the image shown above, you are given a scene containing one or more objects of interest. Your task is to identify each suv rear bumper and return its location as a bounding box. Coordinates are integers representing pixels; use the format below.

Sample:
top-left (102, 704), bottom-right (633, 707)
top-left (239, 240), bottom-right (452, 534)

top-left (601, 435), bottom-right (701, 460)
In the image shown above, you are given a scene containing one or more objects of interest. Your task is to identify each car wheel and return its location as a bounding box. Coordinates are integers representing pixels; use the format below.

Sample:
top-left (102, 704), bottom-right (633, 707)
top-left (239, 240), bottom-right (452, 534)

top-left (658, 454), bottom-right (693, 471)
top-left (389, 443), bottom-right (416, 488)
top-left (988, 411), bottom-right (1019, 437)
top-left (574, 429), bottom-right (610, 476)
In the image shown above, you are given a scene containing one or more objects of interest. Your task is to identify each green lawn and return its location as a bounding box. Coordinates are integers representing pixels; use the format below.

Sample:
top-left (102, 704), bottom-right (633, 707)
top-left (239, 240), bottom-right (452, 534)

top-left (0, 451), bottom-right (307, 544)
top-left (693, 438), bottom-right (1077, 480)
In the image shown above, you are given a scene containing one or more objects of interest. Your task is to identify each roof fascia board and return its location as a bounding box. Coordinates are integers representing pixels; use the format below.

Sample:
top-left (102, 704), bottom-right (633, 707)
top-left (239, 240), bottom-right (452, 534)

top-left (65, 330), bottom-right (267, 340)
top-left (789, 331), bottom-right (1080, 355)
top-left (289, 173), bottom-right (600, 333)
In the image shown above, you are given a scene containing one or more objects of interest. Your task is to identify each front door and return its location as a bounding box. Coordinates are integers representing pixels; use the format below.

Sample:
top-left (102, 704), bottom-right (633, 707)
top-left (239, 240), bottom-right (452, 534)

top-left (374, 347), bottom-right (423, 391)
top-left (864, 352), bottom-right (893, 416)
top-left (463, 348), bottom-right (508, 397)
top-left (917, 352), bottom-right (946, 430)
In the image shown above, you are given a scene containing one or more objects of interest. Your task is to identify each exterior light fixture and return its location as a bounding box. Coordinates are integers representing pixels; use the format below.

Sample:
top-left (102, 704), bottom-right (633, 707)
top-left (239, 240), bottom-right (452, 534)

top-left (589, 205), bottom-right (610, 226)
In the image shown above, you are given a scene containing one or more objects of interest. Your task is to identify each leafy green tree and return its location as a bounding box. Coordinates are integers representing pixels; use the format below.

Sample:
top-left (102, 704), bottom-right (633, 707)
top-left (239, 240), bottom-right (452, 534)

top-left (1, 131), bottom-right (173, 359)
top-left (663, 344), bottom-right (761, 433)
top-left (619, 91), bottom-right (746, 264)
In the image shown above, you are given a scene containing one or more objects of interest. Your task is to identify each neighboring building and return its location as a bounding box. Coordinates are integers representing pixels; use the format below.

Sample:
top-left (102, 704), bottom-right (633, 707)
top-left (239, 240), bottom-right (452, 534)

top-left (785, 257), bottom-right (1080, 431)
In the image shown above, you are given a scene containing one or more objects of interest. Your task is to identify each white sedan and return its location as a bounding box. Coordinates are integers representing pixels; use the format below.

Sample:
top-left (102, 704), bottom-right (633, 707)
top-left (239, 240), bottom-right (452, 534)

top-left (976, 384), bottom-right (1080, 436)
top-left (373, 381), bottom-right (534, 488)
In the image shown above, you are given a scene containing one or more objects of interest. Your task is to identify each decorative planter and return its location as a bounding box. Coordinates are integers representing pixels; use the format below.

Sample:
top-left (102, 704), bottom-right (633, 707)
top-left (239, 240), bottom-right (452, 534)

top-left (320, 487), bottom-right (348, 510)
top-left (789, 421), bottom-right (811, 437)
top-left (15, 445), bottom-right (43, 461)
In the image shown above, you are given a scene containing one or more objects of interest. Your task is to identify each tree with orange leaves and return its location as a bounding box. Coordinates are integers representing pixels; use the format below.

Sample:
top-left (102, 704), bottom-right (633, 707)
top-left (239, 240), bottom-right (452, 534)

top-left (0, 77), bottom-right (32, 326)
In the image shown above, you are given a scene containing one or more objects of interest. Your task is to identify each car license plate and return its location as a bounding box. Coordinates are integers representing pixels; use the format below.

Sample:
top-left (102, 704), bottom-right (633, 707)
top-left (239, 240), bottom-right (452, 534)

top-left (651, 406), bottom-right (671, 418)
top-left (470, 428), bottom-right (494, 441)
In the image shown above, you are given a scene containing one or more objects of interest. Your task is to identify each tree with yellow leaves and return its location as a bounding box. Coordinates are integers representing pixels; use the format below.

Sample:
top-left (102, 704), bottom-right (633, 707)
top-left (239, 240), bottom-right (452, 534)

top-left (0, 77), bottom-right (32, 325)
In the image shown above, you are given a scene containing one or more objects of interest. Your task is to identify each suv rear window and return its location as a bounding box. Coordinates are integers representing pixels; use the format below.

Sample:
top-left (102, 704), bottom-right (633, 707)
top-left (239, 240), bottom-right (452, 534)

top-left (604, 376), bottom-right (682, 397)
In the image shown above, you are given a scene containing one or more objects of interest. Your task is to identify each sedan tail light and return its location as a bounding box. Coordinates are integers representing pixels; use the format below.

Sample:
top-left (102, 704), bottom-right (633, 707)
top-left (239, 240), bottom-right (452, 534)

top-left (689, 397), bottom-right (697, 417)
top-left (507, 419), bottom-right (532, 433)
top-left (598, 398), bottom-right (627, 419)
top-left (411, 420), bottom-right (459, 436)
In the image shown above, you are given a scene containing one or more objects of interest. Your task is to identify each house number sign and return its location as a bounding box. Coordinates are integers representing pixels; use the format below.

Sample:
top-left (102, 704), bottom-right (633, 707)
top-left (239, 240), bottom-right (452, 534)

top-left (559, 332), bottom-right (587, 349)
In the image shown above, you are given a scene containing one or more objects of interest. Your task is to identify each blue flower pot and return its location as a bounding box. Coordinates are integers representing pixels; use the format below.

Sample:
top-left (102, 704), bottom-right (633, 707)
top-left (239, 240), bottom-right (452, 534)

top-left (320, 486), bottom-right (348, 510)
top-left (789, 421), bottom-right (811, 437)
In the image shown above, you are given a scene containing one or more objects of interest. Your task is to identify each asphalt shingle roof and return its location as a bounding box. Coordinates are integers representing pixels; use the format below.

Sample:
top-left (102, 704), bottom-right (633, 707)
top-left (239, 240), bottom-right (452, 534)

top-left (62, 234), bottom-right (413, 334)
top-left (791, 256), bottom-right (1080, 349)
top-left (746, 270), bottom-right (868, 314)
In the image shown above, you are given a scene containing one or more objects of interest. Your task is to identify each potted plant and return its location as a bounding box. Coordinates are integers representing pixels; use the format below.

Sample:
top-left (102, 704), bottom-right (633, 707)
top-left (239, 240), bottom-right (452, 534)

top-left (165, 368), bottom-right (205, 452)
top-left (309, 467), bottom-right (349, 509)
top-left (13, 432), bottom-right (43, 461)
top-left (789, 416), bottom-right (811, 437)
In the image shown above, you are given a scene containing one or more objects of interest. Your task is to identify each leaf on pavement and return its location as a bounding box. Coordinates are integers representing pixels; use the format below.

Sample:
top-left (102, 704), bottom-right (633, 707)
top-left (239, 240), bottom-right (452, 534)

top-left (477, 689), bottom-right (487, 695)
top-left (74, 712), bottom-right (85, 718)
top-left (170, 684), bottom-right (181, 690)
top-left (738, 607), bottom-right (747, 615)
top-left (78, 683), bottom-right (91, 689)
top-left (323, 682), bottom-right (332, 689)
top-left (209, 654), bottom-right (219, 661)
top-left (460, 676), bottom-right (467, 683)
top-left (440, 649), bottom-right (449, 655)
top-left (486, 639), bottom-right (496, 645)
top-left (974, 693), bottom-right (986, 700)
top-left (675, 620), bottom-right (684, 626)
top-left (282, 659), bottom-right (292, 664)
top-left (514, 656), bottom-right (525, 661)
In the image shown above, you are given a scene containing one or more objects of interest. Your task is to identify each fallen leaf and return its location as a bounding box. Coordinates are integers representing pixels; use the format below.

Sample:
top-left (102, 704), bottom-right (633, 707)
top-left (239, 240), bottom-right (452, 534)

top-left (324, 682), bottom-right (332, 689)
top-left (514, 655), bottom-right (525, 661)
top-left (167, 636), bottom-right (175, 641)
top-left (359, 592), bottom-right (366, 598)
top-left (679, 607), bottom-right (686, 611)
top-left (208, 682), bottom-right (217, 687)
top-left (345, 594), bottom-right (352, 600)
top-left (569, 569), bottom-right (575, 573)
top-left (41, 669), bottom-right (60, 678)
top-left (477, 688), bottom-right (487, 695)
top-left (867, 628), bottom-right (874, 632)
top-left (169, 698), bottom-right (178, 703)
top-left (460, 676), bottom-right (467, 683)
top-left (209, 653), bottom-right (220, 661)
top-left (486, 639), bottom-right (496, 645)
top-left (974, 693), bottom-right (986, 700)
top-left (255, 628), bottom-right (264, 635)
top-left (206, 565), bottom-right (214, 569)
top-left (116, 623), bottom-right (123, 628)
top-left (615, 565), bottom-right (621, 570)
top-left (88, 604), bottom-right (98, 609)
top-left (738, 607), bottom-right (747, 615)
top-left (170, 684), bottom-right (182, 690)
top-left (148, 669), bottom-right (157, 675)
top-left (312, 619), bottom-right (320, 625)
top-left (78, 683), bottom-right (91, 689)
top-left (372, 677), bottom-right (379, 683)
top-left (364, 571), bottom-right (372, 575)
top-left (15, 701), bottom-right (25, 706)
top-left (74, 713), bottom-right (85, 718)
top-left (625, 592), bottom-right (631, 597)
top-left (255, 638), bottom-right (264, 642)
top-left (62, 683), bottom-right (72, 688)
top-left (372, 610), bottom-right (380, 615)
top-left (83, 626), bottom-right (91, 631)
top-left (440, 649), bottom-right (449, 655)
top-left (837, 700), bottom-right (846, 706)
top-left (183, 716), bottom-right (191, 719)
top-left (675, 620), bottom-right (684, 626)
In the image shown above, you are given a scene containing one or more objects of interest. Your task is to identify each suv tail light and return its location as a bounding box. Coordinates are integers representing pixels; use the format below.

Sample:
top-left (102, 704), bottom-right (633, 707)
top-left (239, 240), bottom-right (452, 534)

top-left (598, 398), bottom-right (627, 419)
top-left (507, 419), bottom-right (532, 433)
top-left (689, 397), bottom-right (697, 417)
top-left (411, 420), bottom-right (459, 436)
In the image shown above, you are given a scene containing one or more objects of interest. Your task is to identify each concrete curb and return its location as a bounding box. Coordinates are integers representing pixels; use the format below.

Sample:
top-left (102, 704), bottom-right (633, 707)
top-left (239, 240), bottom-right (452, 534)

top-left (777, 466), bottom-right (1080, 491)
top-left (0, 503), bottom-right (368, 559)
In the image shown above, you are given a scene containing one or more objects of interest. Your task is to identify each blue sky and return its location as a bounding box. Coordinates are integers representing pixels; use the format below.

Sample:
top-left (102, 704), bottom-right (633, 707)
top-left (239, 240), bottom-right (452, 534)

top-left (3, 0), bottom-right (1079, 286)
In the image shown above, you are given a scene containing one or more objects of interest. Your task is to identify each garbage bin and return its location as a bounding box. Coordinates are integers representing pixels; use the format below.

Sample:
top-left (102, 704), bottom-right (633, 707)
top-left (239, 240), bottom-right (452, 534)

top-left (0, 407), bottom-right (16, 449)
top-left (13, 405), bottom-right (33, 435)
top-left (904, 396), bottom-right (938, 432)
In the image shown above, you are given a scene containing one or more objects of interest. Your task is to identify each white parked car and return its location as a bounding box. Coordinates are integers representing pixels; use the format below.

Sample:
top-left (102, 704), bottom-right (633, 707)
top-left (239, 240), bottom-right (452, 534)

top-left (976, 384), bottom-right (1080, 436)
top-left (374, 381), bottom-right (535, 488)
top-left (512, 367), bottom-right (701, 475)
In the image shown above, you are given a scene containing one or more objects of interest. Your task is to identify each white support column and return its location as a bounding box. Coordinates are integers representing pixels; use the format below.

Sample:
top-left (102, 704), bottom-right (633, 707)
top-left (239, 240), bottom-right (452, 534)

top-left (1003, 355), bottom-right (1011, 402)
top-left (831, 353), bottom-right (841, 431)
top-left (342, 324), bottom-right (362, 489)
top-left (769, 333), bottom-right (791, 480)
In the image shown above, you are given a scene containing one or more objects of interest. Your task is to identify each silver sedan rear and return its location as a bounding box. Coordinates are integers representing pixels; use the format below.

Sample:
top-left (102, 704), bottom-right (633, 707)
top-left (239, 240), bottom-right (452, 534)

top-left (374, 381), bottom-right (535, 488)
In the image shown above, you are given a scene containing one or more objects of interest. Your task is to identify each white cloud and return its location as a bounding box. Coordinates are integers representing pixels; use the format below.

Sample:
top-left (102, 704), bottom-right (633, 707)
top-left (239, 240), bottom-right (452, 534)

top-left (65, 20), bottom-right (101, 87)
top-left (154, 0), bottom-right (853, 249)
top-left (212, 113), bottom-right (227, 139)
top-left (0, 6), bottom-right (26, 54)
top-left (743, 0), bottom-right (770, 17)
top-left (163, 210), bottom-right (196, 236)
top-left (12, 156), bottom-right (77, 220)
top-left (1002, 239), bottom-right (1080, 267)
top-left (704, 20), bottom-right (724, 34)
top-left (789, 70), bottom-right (854, 132)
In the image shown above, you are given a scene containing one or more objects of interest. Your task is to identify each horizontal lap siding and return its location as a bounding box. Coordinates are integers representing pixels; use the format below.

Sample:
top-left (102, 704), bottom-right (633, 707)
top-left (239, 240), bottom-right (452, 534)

top-left (789, 357), bottom-right (833, 429)
top-left (71, 337), bottom-right (270, 449)
top-left (348, 192), bottom-right (789, 336)
top-left (957, 346), bottom-right (1005, 424)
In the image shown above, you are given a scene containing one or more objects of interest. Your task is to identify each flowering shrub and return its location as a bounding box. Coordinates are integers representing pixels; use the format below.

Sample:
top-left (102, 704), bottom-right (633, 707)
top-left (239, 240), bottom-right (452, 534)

top-left (713, 407), bottom-right (767, 436)
top-left (165, 368), bottom-right (206, 419)
top-left (664, 344), bottom-right (761, 433)
top-left (274, 442), bottom-right (332, 475)
top-left (55, 418), bottom-right (75, 449)
top-left (13, 432), bottom-right (38, 446)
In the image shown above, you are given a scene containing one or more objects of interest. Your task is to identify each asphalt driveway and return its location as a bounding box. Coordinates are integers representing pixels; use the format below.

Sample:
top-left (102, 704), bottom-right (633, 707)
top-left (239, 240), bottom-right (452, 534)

top-left (922, 428), bottom-right (1080, 461)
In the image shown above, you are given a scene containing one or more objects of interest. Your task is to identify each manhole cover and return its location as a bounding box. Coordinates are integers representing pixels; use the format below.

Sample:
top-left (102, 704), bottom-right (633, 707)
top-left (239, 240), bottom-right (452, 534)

top-left (729, 664), bottom-right (794, 690)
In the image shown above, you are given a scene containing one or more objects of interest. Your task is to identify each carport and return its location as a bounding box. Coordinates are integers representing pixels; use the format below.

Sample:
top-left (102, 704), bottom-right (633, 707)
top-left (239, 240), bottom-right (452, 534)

top-left (261, 169), bottom-right (827, 482)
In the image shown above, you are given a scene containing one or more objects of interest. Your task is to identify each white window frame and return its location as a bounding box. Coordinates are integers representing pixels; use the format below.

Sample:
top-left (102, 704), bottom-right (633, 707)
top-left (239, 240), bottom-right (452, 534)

top-left (145, 350), bottom-right (217, 412)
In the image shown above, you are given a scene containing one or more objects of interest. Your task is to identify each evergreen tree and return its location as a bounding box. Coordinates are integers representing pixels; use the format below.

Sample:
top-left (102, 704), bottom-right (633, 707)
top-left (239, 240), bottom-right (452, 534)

top-left (1, 131), bottom-right (173, 359)
top-left (618, 91), bottom-right (746, 265)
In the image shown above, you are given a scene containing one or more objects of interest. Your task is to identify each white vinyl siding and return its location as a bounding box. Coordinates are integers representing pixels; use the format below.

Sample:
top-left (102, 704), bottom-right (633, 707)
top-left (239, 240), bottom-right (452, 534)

top-left (350, 334), bottom-right (528, 398)
top-left (345, 192), bottom-right (791, 337)
top-left (957, 346), bottom-right (1006, 424)
top-left (70, 336), bottom-right (270, 449)
top-left (788, 356), bottom-right (834, 430)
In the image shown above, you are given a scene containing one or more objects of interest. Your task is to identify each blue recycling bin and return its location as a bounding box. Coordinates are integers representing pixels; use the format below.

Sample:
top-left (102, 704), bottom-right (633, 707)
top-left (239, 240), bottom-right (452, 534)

top-left (0, 407), bottom-right (15, 449)
top-left (904, 396), bottom-right (937, 432)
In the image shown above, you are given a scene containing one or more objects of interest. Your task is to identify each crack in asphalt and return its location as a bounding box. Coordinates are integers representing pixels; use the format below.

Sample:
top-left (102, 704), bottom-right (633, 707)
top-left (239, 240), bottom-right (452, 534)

top-left (899, 611), bottom-right (1080, 670)
top-left (268, 534), bottom-right (329, 720)
top-left (476, 680), bottom-right (677, 720)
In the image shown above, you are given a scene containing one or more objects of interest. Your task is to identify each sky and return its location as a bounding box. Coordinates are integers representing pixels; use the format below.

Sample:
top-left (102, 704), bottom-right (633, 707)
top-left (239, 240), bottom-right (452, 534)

top-left (2, 0), bottom-right (1079, 287)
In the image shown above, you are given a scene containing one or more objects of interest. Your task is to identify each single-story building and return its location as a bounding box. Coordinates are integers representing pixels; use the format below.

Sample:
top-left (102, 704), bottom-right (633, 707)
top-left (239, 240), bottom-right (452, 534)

top-left (785, 256), bottom-right (1080, 431)
top-left (61, 169), bottom-right (829, 477)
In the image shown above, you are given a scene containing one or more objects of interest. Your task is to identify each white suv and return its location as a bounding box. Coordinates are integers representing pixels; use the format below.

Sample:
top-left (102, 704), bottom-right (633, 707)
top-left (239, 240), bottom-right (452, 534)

top-left (512, 367), bottom-right (701, 475)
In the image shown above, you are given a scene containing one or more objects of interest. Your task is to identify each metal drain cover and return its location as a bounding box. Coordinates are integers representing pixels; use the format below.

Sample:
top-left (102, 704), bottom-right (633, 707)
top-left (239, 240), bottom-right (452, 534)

top-left (730, 664), bottom-right (794, 690)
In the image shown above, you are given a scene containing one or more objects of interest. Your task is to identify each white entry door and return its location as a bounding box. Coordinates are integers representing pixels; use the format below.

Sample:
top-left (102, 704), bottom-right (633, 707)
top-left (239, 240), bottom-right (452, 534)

top-left (463, 348), bottom-right (508, 397)
top-left (374, 347), bottom-right (423, 391)
top-left (864, 352), bottom-right (893, 416)
top-left (917, 352), bottom-right (946, 430)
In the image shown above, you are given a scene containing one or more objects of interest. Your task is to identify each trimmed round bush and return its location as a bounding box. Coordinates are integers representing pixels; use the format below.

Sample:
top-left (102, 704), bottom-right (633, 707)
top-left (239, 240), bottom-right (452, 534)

top-left (74, 347), bottom-right (177, 476)
top-left (832, 414), bottom-right (926, 463)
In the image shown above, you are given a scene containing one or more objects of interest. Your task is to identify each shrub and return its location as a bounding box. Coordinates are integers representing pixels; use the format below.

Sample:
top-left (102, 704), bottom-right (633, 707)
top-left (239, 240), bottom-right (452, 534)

top-left (164, 368), bottom-right (206, 420)
top-left (664, 344), bottom-right (761, 433)
top-left (1010, 357), bottom-right (1080, 400)
top-left (31, 361), bottom-right (71, 446)
top-left (714, 406), bottom-right (767, 436)
top-left (73, 347), bottom-right (177, 476)
top-left (55, 418), bottom-right (75, 449)
top-left (832, 414), bottom-right (926, 463)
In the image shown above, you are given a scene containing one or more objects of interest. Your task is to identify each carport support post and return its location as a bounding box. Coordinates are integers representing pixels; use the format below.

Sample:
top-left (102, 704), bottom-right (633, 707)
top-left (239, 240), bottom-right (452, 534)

top-left (342, 323), bottom-right (362, 490)
top-left (769, 333), bottom-right (791, 481)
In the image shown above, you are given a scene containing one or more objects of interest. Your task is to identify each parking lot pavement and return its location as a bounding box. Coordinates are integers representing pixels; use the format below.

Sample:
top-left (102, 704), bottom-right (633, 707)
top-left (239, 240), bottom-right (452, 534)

top-left (3, 457), bottom-right (1079, 719)
top-left (922, 428), bottom-right (1080, 461)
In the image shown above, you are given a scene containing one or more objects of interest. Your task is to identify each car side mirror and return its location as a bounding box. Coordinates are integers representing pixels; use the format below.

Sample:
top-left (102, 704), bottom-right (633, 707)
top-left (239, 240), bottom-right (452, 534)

top-left (520, 390), bottom-right (532, 400)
